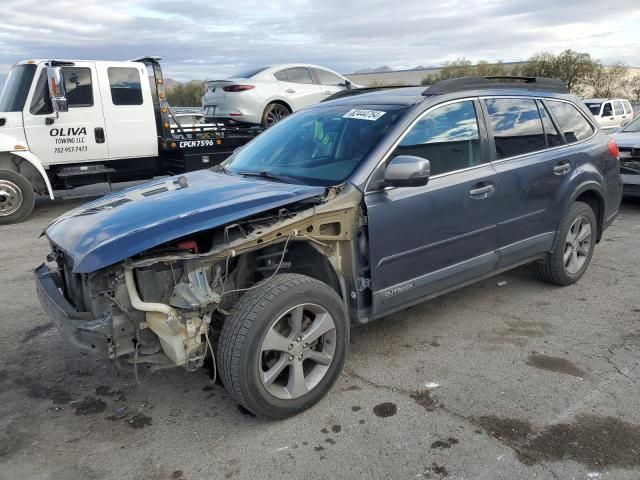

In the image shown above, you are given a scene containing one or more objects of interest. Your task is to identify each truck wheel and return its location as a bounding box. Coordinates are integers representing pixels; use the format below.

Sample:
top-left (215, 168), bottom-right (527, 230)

top-left (217, 273), bottom-right (348, 419)
top-left (0, 170), bottom-right (35, 225)
top-left (535, 201), bottom-right (597, 286)
top-left (261, 103), bottom-right (291, 127)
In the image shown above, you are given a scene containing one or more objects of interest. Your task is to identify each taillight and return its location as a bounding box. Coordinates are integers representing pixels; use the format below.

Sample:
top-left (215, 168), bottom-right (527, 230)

top-left (608, 139), bottom-right (619, 159)
top-left (222, 85), bottom-right (255, 92)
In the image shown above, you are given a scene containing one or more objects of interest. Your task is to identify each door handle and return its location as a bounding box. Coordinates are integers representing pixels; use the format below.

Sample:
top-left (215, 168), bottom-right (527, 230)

top-left (285, 88), bottom-right (296, 94)
top-left (45, 117), bottom-right (55, 125)
top-left (469, 184), bottom-right (495, 199)
top-left (553, 162), bottom-right (571, 175)
top-left (95, 127), bottom-right (105, 144)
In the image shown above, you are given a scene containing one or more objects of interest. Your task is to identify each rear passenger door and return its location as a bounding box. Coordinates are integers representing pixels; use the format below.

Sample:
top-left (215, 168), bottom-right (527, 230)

top-left (485, 97), bottom-right (593, 266)
top-left (275, 67), bottom-right (324, 110)
top-left (366, 99), bottom-right (501, 317)
top-left (96, 63), bottom-right (157, 159)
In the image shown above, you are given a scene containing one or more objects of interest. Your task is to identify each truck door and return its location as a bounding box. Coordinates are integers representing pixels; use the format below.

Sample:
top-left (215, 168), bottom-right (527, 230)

top-left (96, 63), bottom-right (157, 159)
top-left (23, 62), bottom-right (109, 164)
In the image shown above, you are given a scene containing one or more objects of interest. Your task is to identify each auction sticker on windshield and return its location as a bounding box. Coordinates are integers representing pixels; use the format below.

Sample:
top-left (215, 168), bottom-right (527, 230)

top-left (343, 109), bottom-right (386, 121)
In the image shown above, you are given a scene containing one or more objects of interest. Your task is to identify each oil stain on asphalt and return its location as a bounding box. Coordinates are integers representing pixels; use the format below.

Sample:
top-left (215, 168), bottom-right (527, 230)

top-left (526, 353), bottom-right (585, 377)
top-left (474, 414), bottom-right (640, 469)
top-left (373, 402), bottom-right (397, 418)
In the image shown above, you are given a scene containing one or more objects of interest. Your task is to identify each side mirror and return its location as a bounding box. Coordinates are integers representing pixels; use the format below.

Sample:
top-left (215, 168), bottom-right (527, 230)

top-left (47, 67), bottom-right (68, 113)
top-left (384, 155), bottom-right (430, 188)
top-left (344, 80), bottom-right (353, 89)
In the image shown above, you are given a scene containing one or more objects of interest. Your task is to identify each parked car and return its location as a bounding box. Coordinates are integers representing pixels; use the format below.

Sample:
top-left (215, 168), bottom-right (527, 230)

top-left (611, 114), bottom-right (640, 196)
top-left (201, 64), bottom-right (357, 127)
top-left (36, 76), bottom-right (622, 419)
top-left (584, 98), bottom-right (634, 130)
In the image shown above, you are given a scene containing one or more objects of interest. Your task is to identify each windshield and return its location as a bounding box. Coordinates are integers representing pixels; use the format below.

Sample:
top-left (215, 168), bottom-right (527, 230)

top-left (585, 103), bottom-right (601, 116)
top-left (0, 64), bottom-right (37, 112)
top-left (621, 115), bottom-right (640, 133)
top-left (226, 104), bottom-right (408, 186)
top-left (231, 66), bottom-right (269, 79)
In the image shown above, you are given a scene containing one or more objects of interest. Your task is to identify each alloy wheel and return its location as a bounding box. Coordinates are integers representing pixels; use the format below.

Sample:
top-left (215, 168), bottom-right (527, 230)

top-left (564, 216), bottom-right (592, 275)
top-left (259, 303), bottom-right (336, 400)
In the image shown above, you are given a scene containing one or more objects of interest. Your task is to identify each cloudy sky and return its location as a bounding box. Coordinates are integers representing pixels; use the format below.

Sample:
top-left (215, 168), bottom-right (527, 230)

top-left (1, 0), bottom-right (639, 81)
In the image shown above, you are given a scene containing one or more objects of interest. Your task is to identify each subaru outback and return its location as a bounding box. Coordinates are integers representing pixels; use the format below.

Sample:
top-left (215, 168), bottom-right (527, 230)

top-left (35, 76), bottom-right (623, 419)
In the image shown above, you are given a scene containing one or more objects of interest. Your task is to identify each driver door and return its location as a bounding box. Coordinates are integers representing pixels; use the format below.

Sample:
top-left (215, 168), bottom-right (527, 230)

top-left (365, 99), bottom-right (501, 318)
top-left (23, 62), bottom-right (109, 164)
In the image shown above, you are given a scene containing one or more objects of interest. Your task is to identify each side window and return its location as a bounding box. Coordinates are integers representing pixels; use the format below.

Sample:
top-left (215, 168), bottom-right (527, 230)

top-left (485, 98), bottom-right (546, 159)
top-left (624, 101), bottom-right (634, 115)
top-left (547, 100), bottom-right (595, 143)
top-left (284, 67), bottom-right (314, 84)
top-left (61, 67), bottom-right (93, 107)
top-left (602, 102), bottom-right (613, 117)
top-left (537, 101), bottom-right (564, 147)
top-left (393, 100), bottom-right (482, 176)
top-left (273, 70), bottom-right (288, 81)
top-left (108, 67), bottom-right (143, 106)
top-left (613, 101), bottom-right (624, 116)
top-left (29, 70), bottom-right (53, 115)
top-left (312, 69), bottom-right (345, 87)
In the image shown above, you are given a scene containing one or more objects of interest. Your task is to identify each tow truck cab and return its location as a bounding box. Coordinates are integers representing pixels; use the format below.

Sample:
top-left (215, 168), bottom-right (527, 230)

top-left (0, 57), bottom-right (260, 224)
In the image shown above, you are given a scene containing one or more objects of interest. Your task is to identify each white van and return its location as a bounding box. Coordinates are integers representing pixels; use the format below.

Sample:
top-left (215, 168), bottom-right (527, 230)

top-left (584, 98), bottom-right (634, 130)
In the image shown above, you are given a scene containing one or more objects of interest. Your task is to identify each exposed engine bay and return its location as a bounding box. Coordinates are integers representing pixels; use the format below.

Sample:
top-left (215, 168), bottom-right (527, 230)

top-left (47, 185), bottom-right (368, 372)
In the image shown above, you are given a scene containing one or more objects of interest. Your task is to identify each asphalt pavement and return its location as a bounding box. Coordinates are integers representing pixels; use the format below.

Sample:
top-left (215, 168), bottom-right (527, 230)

top-left (1, 187), bottom-right (639, 480)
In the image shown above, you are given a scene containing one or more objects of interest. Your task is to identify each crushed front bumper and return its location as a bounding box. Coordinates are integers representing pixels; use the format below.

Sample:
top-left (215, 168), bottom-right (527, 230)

top-left (34, 263), bottom-right (111, 355)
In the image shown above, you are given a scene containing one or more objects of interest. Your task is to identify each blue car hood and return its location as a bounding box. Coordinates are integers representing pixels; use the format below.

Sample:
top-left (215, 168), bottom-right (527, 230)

top-left (45, 170), bottom-right (325, 273)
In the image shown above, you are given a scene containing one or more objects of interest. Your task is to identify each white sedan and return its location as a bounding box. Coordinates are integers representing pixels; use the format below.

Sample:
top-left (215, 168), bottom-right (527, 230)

top-left (202, 64), bottom-right (357, 127)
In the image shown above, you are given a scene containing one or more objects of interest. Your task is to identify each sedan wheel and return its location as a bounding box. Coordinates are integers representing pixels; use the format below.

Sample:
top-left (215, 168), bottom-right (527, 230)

top-left (262, 103), bottom-right (291, 127)
top-left (563, 216), bottom-right (592, 275)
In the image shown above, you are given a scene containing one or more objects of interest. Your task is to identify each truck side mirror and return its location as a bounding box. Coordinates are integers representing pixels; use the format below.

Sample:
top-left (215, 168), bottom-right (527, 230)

top-left (47, 67), bottom-right (68, 113)
top-left (384, 155), bottom-right (430, 188)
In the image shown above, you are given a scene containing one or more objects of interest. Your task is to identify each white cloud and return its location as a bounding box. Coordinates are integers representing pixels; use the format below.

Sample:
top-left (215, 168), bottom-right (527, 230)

top-left (0, 0), bottom-right (639, 82)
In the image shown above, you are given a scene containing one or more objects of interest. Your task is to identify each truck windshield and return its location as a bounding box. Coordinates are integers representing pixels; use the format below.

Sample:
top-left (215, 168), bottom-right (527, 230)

top-left (226, 104), bottom-right (408, 186)
top-left (0, 64), bottom-right (37, 112)
top-left (585, 103), bottom-right (601, 116)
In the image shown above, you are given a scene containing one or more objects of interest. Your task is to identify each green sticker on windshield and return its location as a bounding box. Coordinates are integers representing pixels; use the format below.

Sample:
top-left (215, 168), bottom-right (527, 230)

top-left (343, 109), bottom-right (386, 121)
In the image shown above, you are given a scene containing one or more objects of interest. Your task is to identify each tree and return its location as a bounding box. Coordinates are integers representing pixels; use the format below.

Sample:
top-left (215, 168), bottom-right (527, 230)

top-left (420, 58), bottom-right (508, 85)
top-left (589, 62), bottom-right (629, 98)
top-left (522, 49), bottom-right (599, 94)
top-left (166, 81), bottom-right (205, 107)
top-left (628, 75), bottom-right (640, 103)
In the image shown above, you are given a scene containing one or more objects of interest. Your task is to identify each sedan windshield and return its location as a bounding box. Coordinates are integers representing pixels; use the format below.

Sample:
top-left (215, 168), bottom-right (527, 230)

top-left (226, 104), bottom-right (408, 186)
top-left (621, 115), bottom-right (640, 133)
top-left (0, 64), bottom-right (37, 112)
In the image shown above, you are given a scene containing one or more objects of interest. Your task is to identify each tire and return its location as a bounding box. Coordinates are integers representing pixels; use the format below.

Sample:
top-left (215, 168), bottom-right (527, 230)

top-left (0, 170), bottom-right (35, 225)
top-left (261, 103), bottom-right (291, 127)
top-left (535, 201), bottom-right (597, 286)
top-left (217, 273), bottom-right (348, 419)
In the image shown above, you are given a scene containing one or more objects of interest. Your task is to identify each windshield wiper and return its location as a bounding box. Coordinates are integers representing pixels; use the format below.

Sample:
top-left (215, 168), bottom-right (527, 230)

top-left (236, 170), bottom-right (304, 184)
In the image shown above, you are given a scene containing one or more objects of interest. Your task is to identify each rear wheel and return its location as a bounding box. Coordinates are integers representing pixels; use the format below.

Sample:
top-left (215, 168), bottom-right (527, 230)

top-left (0, 170), bottom-right (35, 225)
top-left (217, 274), bottom-right (348, 419)
top-left (535, 201), bottom-right (597, 285)
top-left (261, 103), bottom-right (291, 127)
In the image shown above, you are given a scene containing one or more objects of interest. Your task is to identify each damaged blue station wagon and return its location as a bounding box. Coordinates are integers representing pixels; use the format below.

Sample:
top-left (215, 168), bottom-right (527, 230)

top-left (36, 77), bottom-right (622, 418)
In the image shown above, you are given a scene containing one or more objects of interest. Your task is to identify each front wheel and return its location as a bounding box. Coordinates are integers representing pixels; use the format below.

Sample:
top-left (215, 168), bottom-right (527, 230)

top-left (0, 170), bottom-right (35, 225)
top-left (217, 274), bottom-right (348, 419)
top-left (535, 201), bottom-right (597, 285)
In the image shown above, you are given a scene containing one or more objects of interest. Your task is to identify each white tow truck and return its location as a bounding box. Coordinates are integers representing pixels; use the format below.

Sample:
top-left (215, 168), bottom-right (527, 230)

top-left (0, 56), bottom-right (261, 223)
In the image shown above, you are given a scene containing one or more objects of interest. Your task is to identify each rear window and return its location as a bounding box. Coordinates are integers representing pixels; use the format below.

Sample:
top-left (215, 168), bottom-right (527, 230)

top-left (547, 100), bottom-right (595, 143)
top-left (108, 67), bottom-right (143, 106)
top-left (485, 98), bottom-right (547, 159)
top-left (231, 67), bottom-right (268, 79)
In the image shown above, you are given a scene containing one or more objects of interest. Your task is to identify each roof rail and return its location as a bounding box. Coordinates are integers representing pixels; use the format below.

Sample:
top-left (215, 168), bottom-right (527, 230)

top-left (423, 76), bottom-right (569, 95)
top-left (323, 85), bottom-right (415, 102)
top-left (130, 56), bottom-right (162, 63)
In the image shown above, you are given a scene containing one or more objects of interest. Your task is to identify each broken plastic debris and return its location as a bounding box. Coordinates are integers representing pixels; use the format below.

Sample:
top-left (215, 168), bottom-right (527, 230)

top-left (496, 281), bottom-right (507, 286)
top-left (113, 406), bottom-right (128, 419)
top-left (424, 382), bottom-right (440, 389)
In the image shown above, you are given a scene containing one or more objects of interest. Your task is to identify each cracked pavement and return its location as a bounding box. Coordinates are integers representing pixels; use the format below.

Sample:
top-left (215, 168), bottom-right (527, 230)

top-left (1, 189), bottom-right (639, 480)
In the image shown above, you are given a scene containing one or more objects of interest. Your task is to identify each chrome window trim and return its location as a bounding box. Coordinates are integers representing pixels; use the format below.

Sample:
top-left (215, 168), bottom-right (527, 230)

top-left (364, 94), bottom-right (598, 193)
top-left (364, 97), bottom-right (483, 193)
